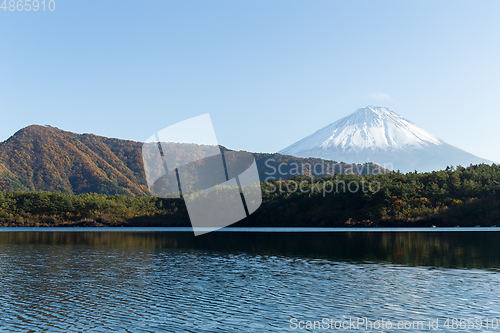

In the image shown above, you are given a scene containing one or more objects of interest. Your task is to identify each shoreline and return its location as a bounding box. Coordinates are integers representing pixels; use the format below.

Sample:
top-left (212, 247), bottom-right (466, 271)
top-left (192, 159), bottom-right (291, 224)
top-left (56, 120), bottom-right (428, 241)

top-left (0, 226), bottom-right (499, 232)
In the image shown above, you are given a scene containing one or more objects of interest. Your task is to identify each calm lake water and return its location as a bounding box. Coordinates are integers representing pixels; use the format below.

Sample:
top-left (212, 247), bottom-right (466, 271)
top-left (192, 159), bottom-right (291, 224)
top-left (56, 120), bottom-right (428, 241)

top-left (0, 228), bottom-right (500, 332)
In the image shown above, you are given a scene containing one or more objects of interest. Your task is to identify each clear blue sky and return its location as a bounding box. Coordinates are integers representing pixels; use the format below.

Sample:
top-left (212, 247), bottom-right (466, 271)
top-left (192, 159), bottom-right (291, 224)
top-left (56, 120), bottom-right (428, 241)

top-left (1, 0), bottom-right (499, 162)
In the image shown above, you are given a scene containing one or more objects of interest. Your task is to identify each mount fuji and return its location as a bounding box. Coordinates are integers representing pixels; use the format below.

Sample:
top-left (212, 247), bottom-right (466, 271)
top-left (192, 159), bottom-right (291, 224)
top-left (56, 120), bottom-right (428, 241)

top-left (279, 106), bottom-right (493, 173)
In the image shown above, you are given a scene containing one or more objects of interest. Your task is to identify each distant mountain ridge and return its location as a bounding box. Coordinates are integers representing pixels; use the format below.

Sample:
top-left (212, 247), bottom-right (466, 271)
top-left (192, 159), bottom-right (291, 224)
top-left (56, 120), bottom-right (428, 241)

top-left (280, 106), bottom-right (493, 172)
top-left (0, 125), bottom-right (385, 196)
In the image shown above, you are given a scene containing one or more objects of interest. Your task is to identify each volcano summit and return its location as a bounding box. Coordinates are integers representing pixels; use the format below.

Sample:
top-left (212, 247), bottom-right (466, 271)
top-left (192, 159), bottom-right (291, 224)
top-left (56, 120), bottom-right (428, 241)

top-left (279, 106), bottom-right (492, 172)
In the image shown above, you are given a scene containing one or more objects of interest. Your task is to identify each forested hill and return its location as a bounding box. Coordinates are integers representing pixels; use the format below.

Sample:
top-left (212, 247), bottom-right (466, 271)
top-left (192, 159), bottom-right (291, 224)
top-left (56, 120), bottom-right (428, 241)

top-left (0, 125), bottom-right (148, 196)
top-left (0, 125), bottom-right (387, 196)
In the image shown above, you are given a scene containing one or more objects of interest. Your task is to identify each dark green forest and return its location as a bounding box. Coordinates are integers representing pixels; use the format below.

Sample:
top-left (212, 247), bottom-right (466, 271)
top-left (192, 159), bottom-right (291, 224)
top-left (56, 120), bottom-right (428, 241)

top-left (1, 163), bottom-right (499, 227)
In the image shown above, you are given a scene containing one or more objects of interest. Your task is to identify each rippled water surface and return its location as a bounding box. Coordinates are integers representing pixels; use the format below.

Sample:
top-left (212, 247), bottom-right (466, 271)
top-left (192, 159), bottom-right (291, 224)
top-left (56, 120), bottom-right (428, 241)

top-left (0, 229), bottom-right (500, 332)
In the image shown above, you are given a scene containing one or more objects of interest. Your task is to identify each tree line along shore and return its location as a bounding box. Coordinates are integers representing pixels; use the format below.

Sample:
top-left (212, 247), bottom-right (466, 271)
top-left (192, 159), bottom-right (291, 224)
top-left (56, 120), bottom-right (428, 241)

top-left (0, 164), bottom-right (499, 228)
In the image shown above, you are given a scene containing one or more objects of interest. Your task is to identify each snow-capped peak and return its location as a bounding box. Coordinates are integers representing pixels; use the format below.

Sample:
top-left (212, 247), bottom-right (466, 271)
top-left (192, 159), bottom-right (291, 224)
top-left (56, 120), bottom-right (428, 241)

top-left (279, 106), bottom-right (492, 173)
top-left (280, 106), bottom-right (442, 155)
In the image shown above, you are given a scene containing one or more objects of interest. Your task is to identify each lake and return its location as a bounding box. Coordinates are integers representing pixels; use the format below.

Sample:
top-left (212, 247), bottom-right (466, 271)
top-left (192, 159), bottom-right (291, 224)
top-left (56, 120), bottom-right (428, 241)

top-left (0, 228), bottom-right (499, 332)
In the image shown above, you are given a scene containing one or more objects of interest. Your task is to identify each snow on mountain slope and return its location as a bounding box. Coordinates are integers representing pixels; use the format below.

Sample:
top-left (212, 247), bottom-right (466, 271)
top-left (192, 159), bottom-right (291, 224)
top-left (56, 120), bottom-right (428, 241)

top-left (279, 106), bottom-right (492, 172)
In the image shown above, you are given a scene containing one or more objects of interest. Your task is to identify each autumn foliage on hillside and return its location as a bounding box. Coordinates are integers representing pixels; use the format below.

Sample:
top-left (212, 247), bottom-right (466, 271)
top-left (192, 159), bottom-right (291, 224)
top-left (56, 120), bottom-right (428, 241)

top-left (0, 125), bottom-right (386, 196)
top-left (0, 125), bottom-right (149, 196)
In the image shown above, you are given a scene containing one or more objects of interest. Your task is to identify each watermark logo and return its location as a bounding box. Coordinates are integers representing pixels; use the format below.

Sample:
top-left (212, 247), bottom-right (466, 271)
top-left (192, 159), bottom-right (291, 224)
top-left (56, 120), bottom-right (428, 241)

top-left (142, 114), bottom-right (262, 235)
top-left (263, 159), bottom-right (384, 196)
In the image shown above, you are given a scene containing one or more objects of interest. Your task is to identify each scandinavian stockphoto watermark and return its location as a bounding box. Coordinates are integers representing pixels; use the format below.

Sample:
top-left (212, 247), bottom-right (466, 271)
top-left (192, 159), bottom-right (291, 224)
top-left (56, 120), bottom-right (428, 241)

top-left (141, 114), bottom-right (387, 235)
top-left (141, 114), bottom-right (262, 236)
top-left (290, 317), bottom-right (433, 331)
top-left (289, 316), bottom-right (500, 331)
top-left (263, 159), bottom-right (384, 197)
top-left (266, 176), bottom-right (381, 197)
